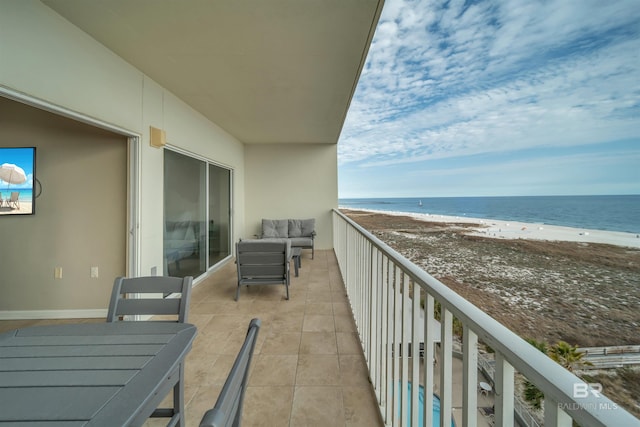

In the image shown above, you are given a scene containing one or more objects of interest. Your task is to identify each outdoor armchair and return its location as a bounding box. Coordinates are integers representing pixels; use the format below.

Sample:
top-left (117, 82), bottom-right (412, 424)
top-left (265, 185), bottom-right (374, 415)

top-left (235, 239), bottom-right (290, 301)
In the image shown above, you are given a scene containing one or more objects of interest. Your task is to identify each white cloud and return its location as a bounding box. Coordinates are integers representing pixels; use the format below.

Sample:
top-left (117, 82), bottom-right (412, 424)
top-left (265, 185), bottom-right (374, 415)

top-left (338, 0), bottom-right (640, 173)
top-left (339, 147), bottom-right (640, 198)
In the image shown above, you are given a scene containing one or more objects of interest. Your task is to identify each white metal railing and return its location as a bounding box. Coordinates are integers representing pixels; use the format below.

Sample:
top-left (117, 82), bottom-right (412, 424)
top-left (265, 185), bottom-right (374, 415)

top-left (332, 209), bottom-right (639, 427)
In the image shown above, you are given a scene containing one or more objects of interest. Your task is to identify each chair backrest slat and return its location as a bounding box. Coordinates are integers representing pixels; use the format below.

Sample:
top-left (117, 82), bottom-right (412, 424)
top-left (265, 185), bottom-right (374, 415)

top-left (114, 299), bottom-right (182, 316)
top-left (239, 265), bottom-right (286, 278)
top-left (238, 252), bottom-right (285, 265)
top-left (199, 318), bottom-right (261, 427)
top-left (119, 277), bottom-right (187, 294)
top-left (237, 241), bottom-right (287, 253)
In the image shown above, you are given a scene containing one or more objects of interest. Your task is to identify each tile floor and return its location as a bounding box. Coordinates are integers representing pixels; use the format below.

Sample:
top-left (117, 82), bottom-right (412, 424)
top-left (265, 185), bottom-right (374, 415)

top-left (0, 249), bottom-right (383, 427)
top-left (174, 249), bottom-right (384, 426)
top-left (0, 249), bottom-right (496, 427)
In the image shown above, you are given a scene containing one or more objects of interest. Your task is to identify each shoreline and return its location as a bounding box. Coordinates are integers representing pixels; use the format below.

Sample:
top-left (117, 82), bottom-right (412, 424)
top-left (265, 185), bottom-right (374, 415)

top-left (0, 200), bottom-right (33, 215)
top-left (340, 207), bottom-right (640, 249)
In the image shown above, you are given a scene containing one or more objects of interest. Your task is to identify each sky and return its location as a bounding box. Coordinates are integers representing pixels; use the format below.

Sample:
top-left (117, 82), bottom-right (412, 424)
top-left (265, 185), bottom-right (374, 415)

top-left (0, 147), bottom-right (34, 190)
top-left (338, 0), bottom-right (640, 198)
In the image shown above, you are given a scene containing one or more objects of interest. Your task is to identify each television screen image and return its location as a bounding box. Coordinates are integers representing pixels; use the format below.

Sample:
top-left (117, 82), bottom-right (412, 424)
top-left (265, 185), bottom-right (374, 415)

top-left (0, 147), bottom-right (36, 215)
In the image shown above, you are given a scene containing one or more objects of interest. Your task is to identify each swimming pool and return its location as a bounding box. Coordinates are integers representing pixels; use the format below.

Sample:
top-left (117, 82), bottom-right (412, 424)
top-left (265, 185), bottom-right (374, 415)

top-left (399, 382), bottom-right (456, 427)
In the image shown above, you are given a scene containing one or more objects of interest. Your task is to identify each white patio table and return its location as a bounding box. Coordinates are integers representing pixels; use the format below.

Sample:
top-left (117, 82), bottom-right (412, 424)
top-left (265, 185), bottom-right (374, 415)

top-left (0, 321), bottom-right (197, 426)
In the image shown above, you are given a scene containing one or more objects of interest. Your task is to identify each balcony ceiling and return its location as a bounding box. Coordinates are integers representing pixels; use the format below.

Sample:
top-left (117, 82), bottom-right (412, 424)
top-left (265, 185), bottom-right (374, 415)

top-left (41, 0), bottom-right (383, 144)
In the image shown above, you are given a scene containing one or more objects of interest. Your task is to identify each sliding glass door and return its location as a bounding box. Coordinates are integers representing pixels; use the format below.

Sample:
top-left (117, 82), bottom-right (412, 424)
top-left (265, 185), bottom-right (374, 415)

top-left (208, 164), bottom-right (231, 267)
top-left (164, 150), bottom-right (231, 278)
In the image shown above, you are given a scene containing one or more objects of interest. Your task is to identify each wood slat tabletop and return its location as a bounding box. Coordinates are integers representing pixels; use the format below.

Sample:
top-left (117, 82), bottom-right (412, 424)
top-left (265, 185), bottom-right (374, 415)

top-left (0, 322), bottom-right (197, 426)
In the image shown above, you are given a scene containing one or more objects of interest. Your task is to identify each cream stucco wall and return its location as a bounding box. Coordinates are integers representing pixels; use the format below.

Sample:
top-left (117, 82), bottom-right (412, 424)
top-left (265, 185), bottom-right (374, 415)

top-left (244, 143), bottom-right (338, 249)
top-left (0, 1), bottom-right (341, 317)
top-left (0, 98), bottom-right (128, 313)
top-left (0, 1), bottom-right (246, 317)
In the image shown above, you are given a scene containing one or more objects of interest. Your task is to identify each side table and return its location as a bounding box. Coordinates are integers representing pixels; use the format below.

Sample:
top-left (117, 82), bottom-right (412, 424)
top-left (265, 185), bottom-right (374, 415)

top-left (291, 247), bottom-right (302, 276)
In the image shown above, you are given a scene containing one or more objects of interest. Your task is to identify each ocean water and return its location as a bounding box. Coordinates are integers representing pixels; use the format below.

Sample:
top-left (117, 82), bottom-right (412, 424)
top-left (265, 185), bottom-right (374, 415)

top-left (0, 189), bottom-right (32, 202)
top-left (339, 195), bottom-right (640, 234)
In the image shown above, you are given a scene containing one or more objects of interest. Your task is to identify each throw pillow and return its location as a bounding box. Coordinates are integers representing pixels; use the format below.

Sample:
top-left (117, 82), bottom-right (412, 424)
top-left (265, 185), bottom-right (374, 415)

top-left (262, 219), bottom-right (288, 238)
top-left (288, 219), bottom-right (303, 237)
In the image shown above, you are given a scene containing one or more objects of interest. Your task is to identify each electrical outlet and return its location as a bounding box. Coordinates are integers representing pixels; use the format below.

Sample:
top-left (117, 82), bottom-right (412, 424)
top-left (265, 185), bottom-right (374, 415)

top-left (54, 267), bottom-right (63, 279)
top-left (90, 266), bottom-right (99, 278)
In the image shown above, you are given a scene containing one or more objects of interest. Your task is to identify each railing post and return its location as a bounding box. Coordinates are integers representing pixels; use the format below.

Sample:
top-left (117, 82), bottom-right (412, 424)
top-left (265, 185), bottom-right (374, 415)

top-left (495, 352), bottom-right (515, 427)
top-left (394, 266), bottom-right (403, 426)
top-left (356, 232), bottom-right (363, 339)
top-left (424, 293), bottom-right (435, 427)
top-left (440, 308), bottom-right (453, 427)
top-left (374, 250), bottom-right (383, 404)
top-left (463, 326), bottom-right (478, 427)
top-left (369, 247), bottom-right (378, 389)
top-left (384, 257), bottom-right (393, 423)
top-left (400, 272), bottom-right (410, 427)
top-left (362, 238), bottom-right (370, 365)
top-left (545, 397), bottom-right (572, 427)
top-left (411, 280), bottom-right (420, 427)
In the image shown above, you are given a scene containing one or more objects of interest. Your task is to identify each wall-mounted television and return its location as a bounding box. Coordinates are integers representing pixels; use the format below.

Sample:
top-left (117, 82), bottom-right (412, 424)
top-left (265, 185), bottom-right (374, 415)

top-left (0, 147), bottom-right (36, 215)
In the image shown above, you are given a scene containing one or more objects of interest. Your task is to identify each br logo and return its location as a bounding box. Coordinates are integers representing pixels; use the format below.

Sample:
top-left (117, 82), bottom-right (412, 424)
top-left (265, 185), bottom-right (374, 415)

top-left (573, 383), bottom-right (602, 398)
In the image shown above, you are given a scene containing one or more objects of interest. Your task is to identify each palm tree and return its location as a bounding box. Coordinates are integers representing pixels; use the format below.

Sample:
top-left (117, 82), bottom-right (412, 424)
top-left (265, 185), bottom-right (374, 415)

top-left (433, 300), bottom-right (464, 337)
top-left (523, 338), bottom-right (548, 409)
top-left (522, 339), bottom-right (593, 412)
top-left (548, 341), bottom-right (593, 372)
top-left (524, 380), bottom-right (545, 409)
top-left (526, 338), bottom-right (548, 354)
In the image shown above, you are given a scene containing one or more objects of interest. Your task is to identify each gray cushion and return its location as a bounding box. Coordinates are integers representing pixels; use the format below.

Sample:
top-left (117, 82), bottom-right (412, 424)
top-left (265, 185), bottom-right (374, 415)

top-left (288, 219), bottom-right (302, 237)
top-left (262, 219), bottom-right (288, 238)
top-left (301, 219), bottom-right (315, 237)
top-left (289, 218), bottom-right (315, 237)
top-left (289, 237), bottom-right (313, 247)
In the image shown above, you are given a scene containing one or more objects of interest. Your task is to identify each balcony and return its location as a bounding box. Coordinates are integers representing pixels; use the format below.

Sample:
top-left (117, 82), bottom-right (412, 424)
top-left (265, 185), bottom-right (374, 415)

top-left (1, 212), bottom-right (637, 427)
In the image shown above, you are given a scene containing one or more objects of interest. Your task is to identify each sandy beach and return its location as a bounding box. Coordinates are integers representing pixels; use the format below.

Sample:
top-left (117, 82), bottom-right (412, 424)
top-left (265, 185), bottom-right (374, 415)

top-left (341, 208), bottom-right (640, 348)
top-left (346, 208), bottom-right (640, 248)
top-left (0, 201), bottom-right (33, 215)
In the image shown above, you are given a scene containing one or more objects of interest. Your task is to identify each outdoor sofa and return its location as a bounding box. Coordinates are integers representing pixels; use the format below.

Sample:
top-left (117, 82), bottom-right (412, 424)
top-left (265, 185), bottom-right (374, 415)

top-left (260, 218), bottom-right (316, 259)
